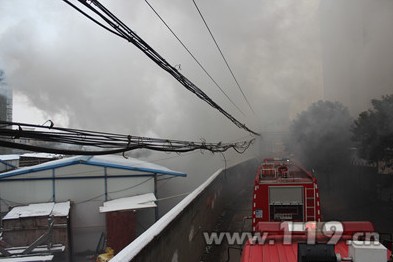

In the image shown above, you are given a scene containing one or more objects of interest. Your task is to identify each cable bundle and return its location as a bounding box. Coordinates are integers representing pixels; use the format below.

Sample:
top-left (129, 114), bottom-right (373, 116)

top-left (62, 0), bottom-right (260, 136)
top-left (0, 121), bottom-right (254, 155)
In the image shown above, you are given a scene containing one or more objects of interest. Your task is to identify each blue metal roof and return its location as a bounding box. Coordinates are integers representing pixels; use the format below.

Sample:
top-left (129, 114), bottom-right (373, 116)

top-left (0, 155), bottom-right (186, 179)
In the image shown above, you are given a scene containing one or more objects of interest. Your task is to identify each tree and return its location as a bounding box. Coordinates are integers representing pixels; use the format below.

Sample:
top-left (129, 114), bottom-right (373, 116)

top-left (352, 95), bottom-right (393, 161)
top-left (289, 100), bottom-right (352, 169)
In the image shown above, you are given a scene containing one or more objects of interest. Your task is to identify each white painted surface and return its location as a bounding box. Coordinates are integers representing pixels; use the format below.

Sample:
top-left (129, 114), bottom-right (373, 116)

top-left (51, 201), bottom-right (71, 217)
top-left (3, 201), bottom-right (70, 220)
top-left (0, 180), bottom-right (53, 207)
top-left (0, 255), bottom-right (54, 261)
top-left (0, 155), bottom-right (20, 161)
top-left (21, 153), bottom-right (62, 159)
top-left (349, 240), bottom-right (387, 262)
top-left (7, 246), bottom-right (65, 255)
top-left (99, 193), bottom-right (156, 213)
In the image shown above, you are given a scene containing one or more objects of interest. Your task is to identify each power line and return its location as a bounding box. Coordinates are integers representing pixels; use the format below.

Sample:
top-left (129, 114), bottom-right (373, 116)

top-left (155, 192), bottom-right (190, 202)
top-left (61, 0), bottom-right (260, 136)
top-left (144, 0), bottom-right (245, 117)
top-left (192, 0), bottom-right (257, 115)
top-left (62, 0), bottom-right (124, 38)
top-left (0, 121), bottom-right (255, 155)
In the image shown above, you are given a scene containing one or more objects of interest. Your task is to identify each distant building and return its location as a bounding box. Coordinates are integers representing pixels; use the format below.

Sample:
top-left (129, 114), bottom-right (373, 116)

top-left (0, 70), bottom-right (13, 155)
top-left (0, 69), bottom-right (12, 123)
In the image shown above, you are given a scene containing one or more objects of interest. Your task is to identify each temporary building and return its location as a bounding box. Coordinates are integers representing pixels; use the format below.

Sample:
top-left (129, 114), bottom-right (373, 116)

top-left (0, 155), bottom-right (186, 255)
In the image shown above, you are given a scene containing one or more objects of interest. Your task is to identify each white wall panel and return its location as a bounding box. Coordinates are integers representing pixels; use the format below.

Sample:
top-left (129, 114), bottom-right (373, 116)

top-left (107, 177), bottom-right (154, 200)
top-left (55, 179), bottom-right (104, 202)
top-left (0, 180), bottom-right (52, 206)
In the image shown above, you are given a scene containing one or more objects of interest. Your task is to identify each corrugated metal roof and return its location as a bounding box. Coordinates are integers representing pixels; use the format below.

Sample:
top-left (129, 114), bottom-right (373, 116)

top-left (242, 241), bottom-right (349, 262)
top-left (0, 154), bottom-right (20, 161)
top-left (3, 201), bottom-right (70, 220)
top-left (21, 153), bottom-right (62, 159)
top-left (0, 255), bottom-right (54, 261)
top-left (99, 193), bottom-right (157, 213)
top-left (242, 221), bottom-right (391, 262)
top-left (242, 241), bottom-right (391, 262)
top-left (0, 155), bottom-right (186, 179)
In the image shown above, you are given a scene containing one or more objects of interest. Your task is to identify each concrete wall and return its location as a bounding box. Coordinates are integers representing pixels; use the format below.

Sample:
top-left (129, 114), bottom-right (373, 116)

top-left (113, 158), bottom-right (258, 262)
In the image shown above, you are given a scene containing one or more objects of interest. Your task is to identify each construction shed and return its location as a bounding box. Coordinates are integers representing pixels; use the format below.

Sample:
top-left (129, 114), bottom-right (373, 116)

top-left (1, 201), bottom-right (70, 260)
top-left (0, 155), bottom-right (186, 257)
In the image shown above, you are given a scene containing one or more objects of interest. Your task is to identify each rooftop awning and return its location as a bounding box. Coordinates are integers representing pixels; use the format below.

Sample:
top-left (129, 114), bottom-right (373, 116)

top-left (99, 193), bottom-right (157, 213)
top-left (0, 155), bottom-right (186, 179)
top-left (3, 201), bottom-right (70, 220)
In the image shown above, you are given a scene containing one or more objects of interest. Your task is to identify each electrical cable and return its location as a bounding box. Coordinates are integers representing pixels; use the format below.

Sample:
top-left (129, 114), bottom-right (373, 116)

top-left (154, 192), bottom-right (190, 202)
top-left (144, 0), bottom-right (245, 117)
top-left (63, 0), bottom-right (126, 39)
top-left (156, 176), bottom-right (177, 190)
top-left (192, 0), bottom-right (257, 116)
top-left (61, 0), bottom-right (260, 136)
top-left (0, 121), bottom-right (255, 155)
top-left (74, 177), bottom-right (153, 204)
top-left (107, 177), bottom-right (153, 195)
top-left (220, 151), bottom-right (227, 178)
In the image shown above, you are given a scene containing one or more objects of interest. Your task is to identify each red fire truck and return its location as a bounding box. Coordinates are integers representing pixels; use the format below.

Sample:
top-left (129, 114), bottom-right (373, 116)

top-left (251, 158), bottom-right (322, 231)
top-left (243, 158), bottom-right (391, 262)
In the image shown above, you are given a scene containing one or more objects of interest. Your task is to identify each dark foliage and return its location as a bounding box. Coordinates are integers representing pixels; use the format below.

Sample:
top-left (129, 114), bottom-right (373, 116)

top-left (289, 100), bottom-right (352, 169)
top-left (352, 95), bottom-right (393, 161)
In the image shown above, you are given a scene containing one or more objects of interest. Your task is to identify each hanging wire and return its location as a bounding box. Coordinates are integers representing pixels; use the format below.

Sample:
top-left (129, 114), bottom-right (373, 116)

top-left (154, 192), bottom-right (190, 202)
top-left (0, 121), bottom-right (255, 155)
top-left (144, 0), bottom-right (245, 117)
top-left (61, 0), bottom-right (260, 136)
top-left (192, 0), bottom-right (257, 115)
top-left (63, 0), bottom-right (126, 38)
top-left (220, 151), bottom-right (227, 178)
top-left (74, 177), bottom-right (153, 204)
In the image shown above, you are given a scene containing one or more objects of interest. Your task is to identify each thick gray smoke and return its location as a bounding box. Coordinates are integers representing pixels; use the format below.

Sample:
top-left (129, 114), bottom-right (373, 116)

top-left (320, 0), bottom-right (393, 115)
top-left (0, 0), bottom-right (325, 197)
top-left (1, 0), bottom-right (393, 211)
top-left (288, 100), bottom-right (352, 170)
top-left (0, 0), bottom-right (322, 137)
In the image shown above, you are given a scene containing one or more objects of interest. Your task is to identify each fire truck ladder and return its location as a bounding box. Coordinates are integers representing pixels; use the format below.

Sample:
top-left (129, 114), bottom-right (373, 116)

top-left (305, 187), bottom-right (316, 221)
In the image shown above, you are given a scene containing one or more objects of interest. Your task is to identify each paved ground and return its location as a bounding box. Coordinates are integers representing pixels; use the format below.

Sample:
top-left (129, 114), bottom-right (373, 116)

top-left (200, 186), bottom-right (253, 262)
